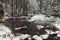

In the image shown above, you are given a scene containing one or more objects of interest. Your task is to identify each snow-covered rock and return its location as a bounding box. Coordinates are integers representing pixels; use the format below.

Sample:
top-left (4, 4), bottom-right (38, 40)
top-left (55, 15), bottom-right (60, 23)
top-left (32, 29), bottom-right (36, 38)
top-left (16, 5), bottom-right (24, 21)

top-left (37, 25), bottom-right (44, 30)
top-left (19, 34), bottom-right (30, 40)
top-left (45, 29), bottom-right (51, 34)
top-left (50, 31), bottom-right (59, 35)
top-left (29, 14), bottom-right (46, 22)
top-left (33, 35), bottom-right (43, 40)
top-left (45, 29), bottom-right (60, 35)
top-left (40, 34), bottom-right (49, 39)
top-left (29, 14), bottom-right (55, 22)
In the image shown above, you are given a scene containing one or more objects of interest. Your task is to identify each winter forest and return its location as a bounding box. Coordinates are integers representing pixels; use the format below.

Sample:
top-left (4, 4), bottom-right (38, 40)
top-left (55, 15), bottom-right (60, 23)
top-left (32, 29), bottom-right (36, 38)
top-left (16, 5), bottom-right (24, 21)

top-left (0, 0), bottom-right (60, 40)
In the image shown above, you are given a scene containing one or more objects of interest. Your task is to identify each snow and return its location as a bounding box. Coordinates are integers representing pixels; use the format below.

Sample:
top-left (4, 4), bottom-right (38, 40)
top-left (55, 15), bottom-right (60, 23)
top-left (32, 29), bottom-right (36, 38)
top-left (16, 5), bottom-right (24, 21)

top-left (3, 16), bottom-right (9, 21)
top-left (0, 24), bottom-right (13, 40)
top-left (29, 14), bottom-right (55, 23)
top-left (50, 31), bottom-right (59, 35)
top-left (0, 16), bottom-right (60, 40)
top-left (19, 34), bottom-right (30, 40)
top-left (0, 0), bottom-right (60, 40)
top-left (54, 17), bottom-right (60, 30)
top-left (14, 27), bottom-right (21, 30)
top-left (0, 24), bottom-right (11, 33)
top-left (0, 15), bottom-right (60, 40)
top-left (33, 35), bottom-right (43, 40)
top-left (45, 29), bottom-right (60, 35)
top-left (55, 23), bottom-right (60, 30)
top-left (0, 24), bottom-right (31, 40)
top-left (45, 29), bottom-right (51, 34)
top-left (12, 36), bottom-right (20, 40)
top-left (0, 31), bottom-right (7, 35)
top-left (40, 34), bottom-right (49, 39)
top-left (2, 37), bottom-right (11, 40)
top-left (57, 33), bottom-right (60, 37)
top-left (12, 34), bottom-right (30, 40)
top-left (29, 14), bottom-right (46, 22)
top-left (37, 25), bottom-right (44, 30)
top-left (46, 16), bottom-right (55, 22)
top-left (55, 17), bottom-right (60, 24)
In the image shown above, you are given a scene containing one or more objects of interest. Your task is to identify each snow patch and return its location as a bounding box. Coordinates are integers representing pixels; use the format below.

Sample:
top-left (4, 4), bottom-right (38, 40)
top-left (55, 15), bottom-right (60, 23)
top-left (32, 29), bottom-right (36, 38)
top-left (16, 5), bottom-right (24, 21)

top-left (40, 34), bottom-right (49, 39)
top-left (55, 24), bottom-right (60, 30)
top-left (30, 14), bottom-right (46, 22)
top-left (37, 25), bottom-right (44, 30)
top-left (33, 35), bottom-right (43, 40)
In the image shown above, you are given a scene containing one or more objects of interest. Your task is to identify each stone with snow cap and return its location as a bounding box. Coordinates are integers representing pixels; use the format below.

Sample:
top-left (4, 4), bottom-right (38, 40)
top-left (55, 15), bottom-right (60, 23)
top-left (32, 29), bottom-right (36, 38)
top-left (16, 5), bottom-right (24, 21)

top-left (33, 35), bottom-right (42, 40)
top-left (19, 34), bottom-right (30, 40)
top-left (45, 29), bottom-right (51, 34)
top-left (37, 25), bottom-right (44, 30)
top-left (40, 34), bottom-right (49, 39)
top-left (50, 30), bottom-right (59, 35)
